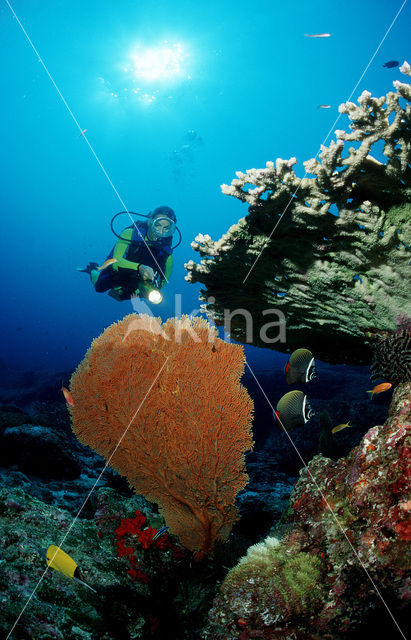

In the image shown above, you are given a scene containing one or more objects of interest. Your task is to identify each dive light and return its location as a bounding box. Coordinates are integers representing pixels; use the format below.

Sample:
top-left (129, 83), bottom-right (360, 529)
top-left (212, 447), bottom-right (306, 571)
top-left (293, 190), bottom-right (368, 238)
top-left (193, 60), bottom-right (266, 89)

top-left (138, 281), bottom-right (163, 304)
top-left (147, 288), bottom-right (163, 304)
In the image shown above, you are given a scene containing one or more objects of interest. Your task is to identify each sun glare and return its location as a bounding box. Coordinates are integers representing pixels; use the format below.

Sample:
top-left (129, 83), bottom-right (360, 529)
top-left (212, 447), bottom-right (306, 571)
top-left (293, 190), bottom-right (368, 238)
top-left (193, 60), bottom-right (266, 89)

top-left (126, 41), bottom-right (187, 81)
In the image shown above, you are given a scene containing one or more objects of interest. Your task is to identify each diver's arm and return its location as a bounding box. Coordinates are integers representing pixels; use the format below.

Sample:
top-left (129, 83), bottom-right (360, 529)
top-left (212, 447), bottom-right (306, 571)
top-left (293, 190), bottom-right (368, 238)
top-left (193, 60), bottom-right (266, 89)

top-left (112, 228), bottom-right (140, 271)
top-left (159, 254), bottom-right (173, 287)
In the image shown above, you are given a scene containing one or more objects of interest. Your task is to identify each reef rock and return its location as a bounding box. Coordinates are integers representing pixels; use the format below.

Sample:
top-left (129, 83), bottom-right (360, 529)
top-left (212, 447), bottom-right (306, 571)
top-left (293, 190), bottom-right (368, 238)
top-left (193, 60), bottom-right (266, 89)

top-left (186, 67), bottom-right (411, 365)
top-left (203, 383), bottom-right (411, 639)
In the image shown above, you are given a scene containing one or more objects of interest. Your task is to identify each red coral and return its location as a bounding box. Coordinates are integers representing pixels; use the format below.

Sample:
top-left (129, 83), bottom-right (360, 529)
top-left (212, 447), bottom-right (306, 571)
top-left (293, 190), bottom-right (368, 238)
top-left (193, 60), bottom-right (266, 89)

top-left (114, 510), bottom-right (184, 582)
top-left (127, 567), bottom-right (150, 583)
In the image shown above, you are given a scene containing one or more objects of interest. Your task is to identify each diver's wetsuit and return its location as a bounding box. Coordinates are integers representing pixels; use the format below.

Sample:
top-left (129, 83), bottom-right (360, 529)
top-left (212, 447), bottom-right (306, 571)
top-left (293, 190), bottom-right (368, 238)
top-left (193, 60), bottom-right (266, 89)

top-left (92, 222), bottom-right (173, 300)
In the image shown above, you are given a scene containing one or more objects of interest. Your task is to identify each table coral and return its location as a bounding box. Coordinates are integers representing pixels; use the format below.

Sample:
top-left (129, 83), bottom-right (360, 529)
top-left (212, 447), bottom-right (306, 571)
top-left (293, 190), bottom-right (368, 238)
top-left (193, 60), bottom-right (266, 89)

top-left (185, 65), bottom-right (411, 365)
top-left (69, 314), bottom-right (254, 559)
top-left (202, 383), bottom-right (410, 639)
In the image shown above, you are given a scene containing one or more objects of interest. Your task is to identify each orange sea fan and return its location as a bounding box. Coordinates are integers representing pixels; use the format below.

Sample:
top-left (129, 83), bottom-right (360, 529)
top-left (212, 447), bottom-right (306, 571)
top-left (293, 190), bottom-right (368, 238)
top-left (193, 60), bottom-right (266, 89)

top-left (69, 314), bottom-right (254, 558)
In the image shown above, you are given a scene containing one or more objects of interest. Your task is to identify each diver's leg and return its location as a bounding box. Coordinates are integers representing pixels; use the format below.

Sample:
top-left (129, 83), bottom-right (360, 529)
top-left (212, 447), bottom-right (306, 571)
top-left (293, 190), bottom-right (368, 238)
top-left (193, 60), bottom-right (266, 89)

top-left (92, 267), bottom-right (117, 292)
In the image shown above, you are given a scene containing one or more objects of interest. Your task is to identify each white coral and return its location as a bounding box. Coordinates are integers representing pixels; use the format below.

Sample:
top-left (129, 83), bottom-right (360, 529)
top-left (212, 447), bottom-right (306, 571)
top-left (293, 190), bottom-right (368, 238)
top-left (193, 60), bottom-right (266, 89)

top-left (399, 60), bottom-right (411, 76)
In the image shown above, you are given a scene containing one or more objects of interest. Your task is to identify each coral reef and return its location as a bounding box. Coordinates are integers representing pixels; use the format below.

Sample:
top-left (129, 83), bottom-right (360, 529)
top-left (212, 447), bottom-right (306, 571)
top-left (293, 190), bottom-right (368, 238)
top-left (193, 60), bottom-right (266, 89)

top-left (0, 486), bottom-right (150, 640)
top-left (367, 326), bottom-right (411, 385)
top-left (217, 537), bottom-right (324, 625)
top-left (114, 509), bottom-right (186, 583)
top-left (202, 383), bottom-right (411, 639)
top-left (0, 485), bottom-right (220, 640)
top-left (185, 67), bottom-right (411, 365)
top-left (69, 314), bottom-right (254, 559)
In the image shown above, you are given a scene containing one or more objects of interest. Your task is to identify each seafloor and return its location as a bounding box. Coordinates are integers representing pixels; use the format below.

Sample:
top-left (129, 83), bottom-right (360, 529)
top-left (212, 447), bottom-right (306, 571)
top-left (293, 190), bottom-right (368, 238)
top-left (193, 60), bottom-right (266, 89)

top-left (0, 362), bottom-right (409, 640)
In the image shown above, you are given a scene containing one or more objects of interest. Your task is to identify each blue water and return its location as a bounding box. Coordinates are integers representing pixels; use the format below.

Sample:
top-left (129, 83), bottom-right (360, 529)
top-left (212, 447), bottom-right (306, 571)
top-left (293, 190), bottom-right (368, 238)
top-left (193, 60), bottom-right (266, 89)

top-left (0, 0), bottom-right (409, 372)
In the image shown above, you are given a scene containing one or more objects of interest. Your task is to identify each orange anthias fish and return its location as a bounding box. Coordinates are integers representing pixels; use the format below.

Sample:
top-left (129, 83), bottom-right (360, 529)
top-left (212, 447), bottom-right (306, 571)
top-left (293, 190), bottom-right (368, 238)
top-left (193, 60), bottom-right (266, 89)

top-left (366, 382), bottom-right (392, 399)
top-left (305, 33), bottom-right (331, 38)
top-left (97, 258), bottom-right (118, 271)
top-left (61, 385), bottom-right (75, 407)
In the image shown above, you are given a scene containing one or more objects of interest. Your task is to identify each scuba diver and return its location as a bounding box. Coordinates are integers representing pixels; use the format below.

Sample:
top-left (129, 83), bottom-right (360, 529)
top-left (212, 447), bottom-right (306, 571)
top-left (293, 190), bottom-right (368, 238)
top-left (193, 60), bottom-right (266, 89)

top-left (79, 206), bottom-right (179, 303)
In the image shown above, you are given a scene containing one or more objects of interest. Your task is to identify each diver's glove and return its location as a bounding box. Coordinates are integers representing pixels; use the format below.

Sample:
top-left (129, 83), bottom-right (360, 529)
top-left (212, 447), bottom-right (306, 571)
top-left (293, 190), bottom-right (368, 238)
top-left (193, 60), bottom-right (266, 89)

top-left (138, 265), bottom-right (155, 281)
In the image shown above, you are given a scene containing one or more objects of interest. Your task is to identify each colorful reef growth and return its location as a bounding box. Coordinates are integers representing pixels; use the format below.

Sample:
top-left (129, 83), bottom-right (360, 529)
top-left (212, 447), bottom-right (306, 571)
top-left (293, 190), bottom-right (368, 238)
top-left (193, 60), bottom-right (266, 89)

top-left (185, 63), bottom-right (411, 370)
top-left (203, 383), bottom-right (411, 640)
top-left (69, 314), bottom-right (254, 560)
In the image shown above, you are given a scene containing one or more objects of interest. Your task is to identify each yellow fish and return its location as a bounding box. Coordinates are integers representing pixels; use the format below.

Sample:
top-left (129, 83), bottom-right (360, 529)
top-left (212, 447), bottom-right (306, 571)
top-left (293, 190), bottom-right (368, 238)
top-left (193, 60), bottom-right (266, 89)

top-left (97, 258), bottom-right (118, 271)
top-left (366, 382), bottom-right (392, 399)
top-left (332, 421), bottom-right (352, 434)
top-left (46, 545), bottom-right (96, 592)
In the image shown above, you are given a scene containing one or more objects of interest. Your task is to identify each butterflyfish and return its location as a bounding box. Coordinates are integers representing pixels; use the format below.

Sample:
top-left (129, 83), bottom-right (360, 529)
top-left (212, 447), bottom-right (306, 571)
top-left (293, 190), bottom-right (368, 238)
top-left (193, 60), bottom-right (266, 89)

top-left (331, 421), bottom-right (353, 434)
top-left (274, 390), bottom-right (314, 430)
top-left (366, 382), bottom-right (392, 399)
top-left (97, 258), bottom-right (118, 271)
top-left (61, 385), bottom-right (75, 407)
top-left (285, 348), bottom-right (316, 384)
top-left (46, 545), bottom-right (96, 593)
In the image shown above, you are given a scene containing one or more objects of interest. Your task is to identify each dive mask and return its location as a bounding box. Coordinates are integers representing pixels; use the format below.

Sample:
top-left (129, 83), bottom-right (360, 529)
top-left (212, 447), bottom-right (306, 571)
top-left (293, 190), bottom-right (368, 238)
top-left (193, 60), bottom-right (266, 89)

top-left (149, 215), bottom-right (176, 239)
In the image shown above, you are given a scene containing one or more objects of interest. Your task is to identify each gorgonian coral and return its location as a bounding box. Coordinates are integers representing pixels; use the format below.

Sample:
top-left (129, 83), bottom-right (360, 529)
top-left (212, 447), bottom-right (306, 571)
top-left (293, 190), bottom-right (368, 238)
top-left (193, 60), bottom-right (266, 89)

top-left (69, 315), bottom-right (254, 559)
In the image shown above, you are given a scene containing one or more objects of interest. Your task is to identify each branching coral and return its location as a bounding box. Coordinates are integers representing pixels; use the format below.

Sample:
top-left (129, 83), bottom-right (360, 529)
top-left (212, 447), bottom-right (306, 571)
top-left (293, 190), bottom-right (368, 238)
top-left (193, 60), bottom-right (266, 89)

top-left (185, 67), bottom-right (411, 365)
top-left (203, 383), bottom-right (411, 639)
top-left (69, 314), bottom-right (254, 559)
